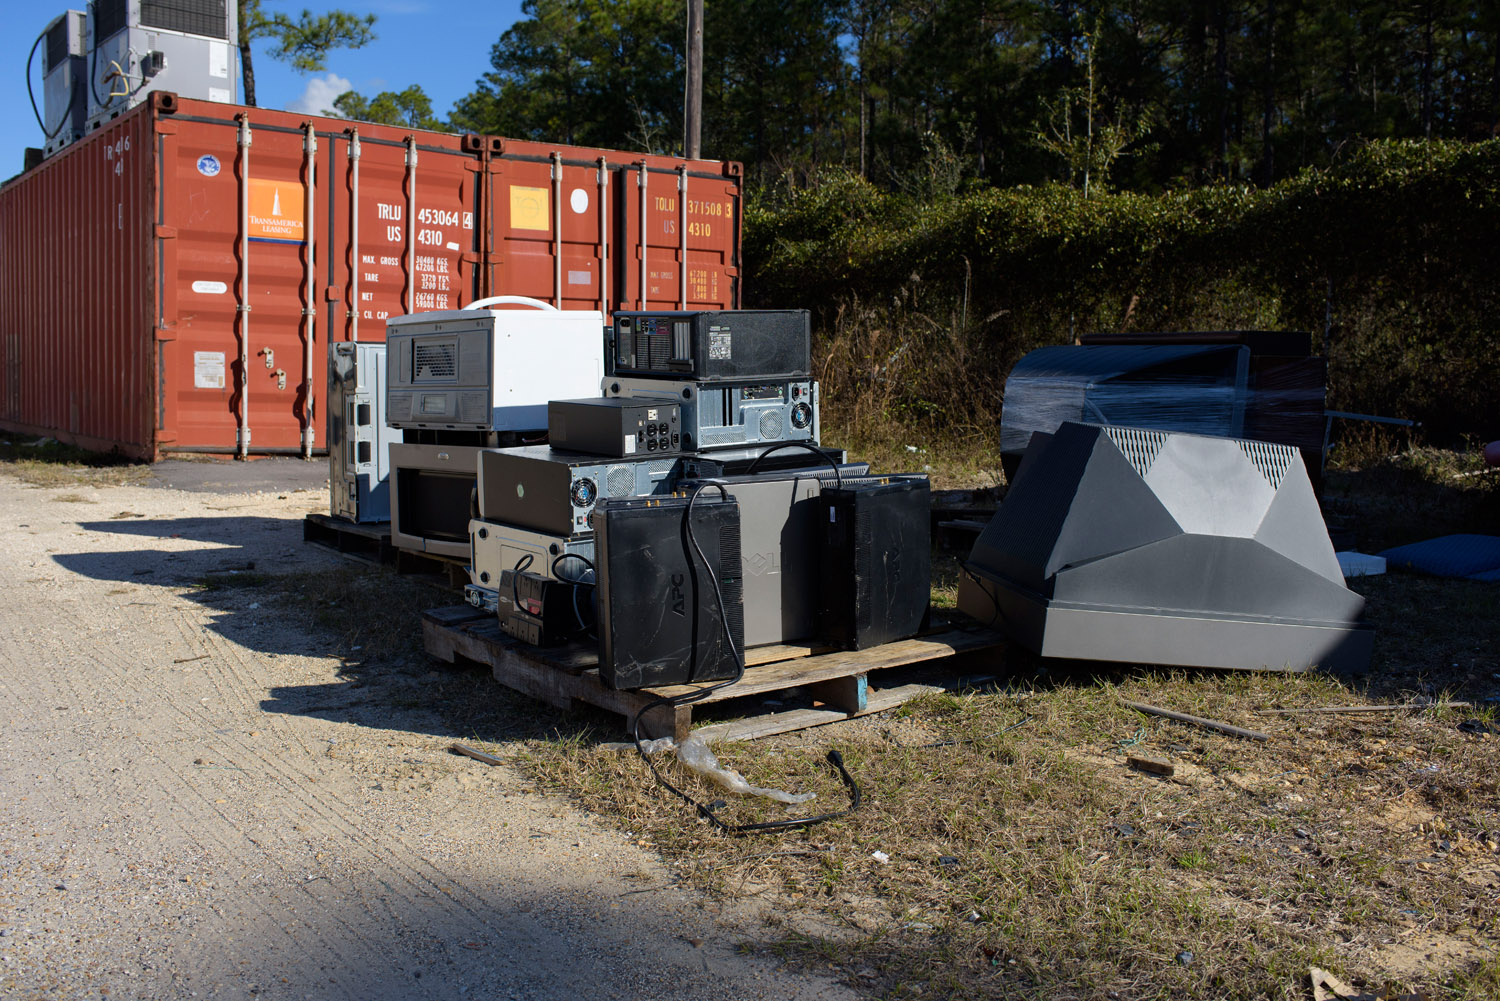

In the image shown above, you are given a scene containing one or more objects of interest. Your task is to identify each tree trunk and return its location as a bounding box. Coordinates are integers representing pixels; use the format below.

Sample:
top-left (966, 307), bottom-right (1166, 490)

top-left (1215, 0), bottom-right (1229, 178)
top-left (1420, 0), bottom-right (1434, 137)
top-left (240, 38), bottom-right (256, 107)
top-left (1258, 0), bottom-right (1275, 186)
top-left (1492, 25), bottom-right (1499, 136)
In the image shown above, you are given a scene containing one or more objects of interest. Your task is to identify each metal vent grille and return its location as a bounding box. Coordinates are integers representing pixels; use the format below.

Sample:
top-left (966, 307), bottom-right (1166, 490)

top-left (718, 523), bottom-right (744, 646)
top-left (635, 331), bottom-right (670, 371)
top-left (1102, 426), bottom-right (1169, 478)
top-left (758, 410), bottom-right (784, 440)
top-left (45, 20), bottom-right (69, 72)
top-left (414, 343), bottom-right (457, 381)
top-left (1237, 440), bottom-right (1297, 489)
top-left (93, 0), bottom-right (128, 41)
top-left (605, 465), bottom-right (633, 496)
top-left (386, 392), bottom-right (413, 422)
top-left (648, 459), bottom-right (677, 477)
top-left (141, 0), bottom-right (229, 39)
top-left (699, 426), bottom-right (746, 446)
top-left (457, 392), bottom-right (488, 425)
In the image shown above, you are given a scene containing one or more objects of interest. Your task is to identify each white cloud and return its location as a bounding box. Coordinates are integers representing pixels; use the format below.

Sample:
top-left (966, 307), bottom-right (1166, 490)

top-left (285, 74), bottom-right (353, 117)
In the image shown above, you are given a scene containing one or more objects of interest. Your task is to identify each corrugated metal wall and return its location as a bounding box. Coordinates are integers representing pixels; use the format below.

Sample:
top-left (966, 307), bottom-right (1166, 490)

top-left (0, 108), bottom-right (155, 456)
top-left (0, 93), bottom-right (744, 459)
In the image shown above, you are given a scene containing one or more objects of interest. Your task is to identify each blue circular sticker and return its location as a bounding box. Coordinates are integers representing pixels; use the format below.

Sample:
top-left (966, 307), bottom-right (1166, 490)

top-left (196, 154), bottom-right (221, 177)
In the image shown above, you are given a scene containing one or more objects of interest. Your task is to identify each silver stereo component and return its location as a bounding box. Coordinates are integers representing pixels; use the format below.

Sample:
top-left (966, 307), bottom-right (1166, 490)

top-left (477, 445), bottom-right (680, 537)
top-left (385, 307), bottom-right (604, 432)
top-left (328, 342), bottom-right (399, 523)
top-left (466, 519), bottom-right (595, 613)
top-left (605, 377), bottom-right (817, 452)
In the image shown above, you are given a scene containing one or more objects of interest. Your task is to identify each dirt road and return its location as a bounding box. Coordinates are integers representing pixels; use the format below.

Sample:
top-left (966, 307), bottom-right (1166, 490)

top-left (0, 469), bottom-right (855, 1001)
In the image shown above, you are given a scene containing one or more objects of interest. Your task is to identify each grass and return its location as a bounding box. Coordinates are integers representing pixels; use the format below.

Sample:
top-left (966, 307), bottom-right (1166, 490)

top-left (12, 420), bottom-right (1496, 998)
top-left (518, 668), bottom-right (1500, 1000)
top-left (505, 436), bottom-right (1500, 1001)
top-left (0, 433), bottom-right (150, 487)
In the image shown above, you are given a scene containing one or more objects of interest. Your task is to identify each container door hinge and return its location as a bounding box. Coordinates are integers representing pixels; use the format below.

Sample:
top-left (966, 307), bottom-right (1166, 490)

top-left (153, 326), bottom-right (175, 343)
top-left (154, 225), bottom-right (177, 239)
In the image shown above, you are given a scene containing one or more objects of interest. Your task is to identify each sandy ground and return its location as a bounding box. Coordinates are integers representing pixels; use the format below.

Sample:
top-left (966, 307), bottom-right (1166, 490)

top-left (0, 468), bottom-right (856, 1001)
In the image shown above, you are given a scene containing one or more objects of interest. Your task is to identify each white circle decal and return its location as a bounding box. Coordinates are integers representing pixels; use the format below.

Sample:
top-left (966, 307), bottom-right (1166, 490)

top-left (570, 188), bottom-right (589, 214)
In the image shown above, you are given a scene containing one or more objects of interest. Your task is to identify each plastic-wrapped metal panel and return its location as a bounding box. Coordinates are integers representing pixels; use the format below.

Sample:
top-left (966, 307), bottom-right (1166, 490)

top-left (0, 108), bottom-right (156, 457)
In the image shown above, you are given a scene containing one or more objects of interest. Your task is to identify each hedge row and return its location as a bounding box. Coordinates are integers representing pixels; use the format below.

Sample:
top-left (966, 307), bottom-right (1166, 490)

top-left (743, 140), bottom-right (1500, 443)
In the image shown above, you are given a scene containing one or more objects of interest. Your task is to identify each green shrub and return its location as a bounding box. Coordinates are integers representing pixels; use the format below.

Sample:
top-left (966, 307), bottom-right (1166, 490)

top-left (746, 139), bottom-right (1500, 447)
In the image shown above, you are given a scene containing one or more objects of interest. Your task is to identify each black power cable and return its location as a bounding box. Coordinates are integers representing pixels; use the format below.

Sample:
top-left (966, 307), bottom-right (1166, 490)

top-left (627, 482), bottom-right (861, 834)
top-left (26, 30), bottom-right (73, 141)
top-left (550, 551), bottom-right (595, 582)
top-left (550, 552), bottom-right (596, 636)
top-left (742, 441), bottom-right (843, 489)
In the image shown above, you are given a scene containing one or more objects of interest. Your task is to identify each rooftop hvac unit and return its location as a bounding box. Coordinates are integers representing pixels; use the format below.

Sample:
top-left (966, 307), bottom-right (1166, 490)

top-left (38, 11), bottom-right (88, 155)
top-left (86, 0), bottom-right (237, 132)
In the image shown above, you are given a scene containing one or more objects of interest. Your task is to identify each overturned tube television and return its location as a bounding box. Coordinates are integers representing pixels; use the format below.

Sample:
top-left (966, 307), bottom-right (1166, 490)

top-left (958, 422), bottom-right (1372, 674)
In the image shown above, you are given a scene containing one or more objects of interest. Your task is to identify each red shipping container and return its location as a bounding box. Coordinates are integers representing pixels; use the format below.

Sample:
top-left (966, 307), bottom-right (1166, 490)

top-left (0, 93), bottom-right (742, 459)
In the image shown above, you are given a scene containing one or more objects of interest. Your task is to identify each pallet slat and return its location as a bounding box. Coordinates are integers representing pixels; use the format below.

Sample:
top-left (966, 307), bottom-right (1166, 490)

top-left (421, 605), bottom-right (1005, 742)
top-left (303, 513), bottom-right (395, 564)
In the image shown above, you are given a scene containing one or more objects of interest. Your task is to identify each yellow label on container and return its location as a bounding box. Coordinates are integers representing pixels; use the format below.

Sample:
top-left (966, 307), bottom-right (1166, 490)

top-left (510, 185), bottom-right (550, 231)
top-left (248, 178), bottom-right (305, 242)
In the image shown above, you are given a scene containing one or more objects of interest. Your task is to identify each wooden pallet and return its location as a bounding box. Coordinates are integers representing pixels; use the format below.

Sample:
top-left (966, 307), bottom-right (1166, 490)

top-left (303, 513), bottom-right (395, 564)
top-left (422, 605), bottom-right (1007, 743)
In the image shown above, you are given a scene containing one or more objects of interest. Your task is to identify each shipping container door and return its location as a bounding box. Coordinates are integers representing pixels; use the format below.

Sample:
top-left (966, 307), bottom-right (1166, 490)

top-left (615, 162), bottom-right (740, 313)
top-left (490, 150), bottom-right (615, 310)
top-left (329, 131), bottom-right (481, 343)
top-left (159, 115), bottom-right (313, 451)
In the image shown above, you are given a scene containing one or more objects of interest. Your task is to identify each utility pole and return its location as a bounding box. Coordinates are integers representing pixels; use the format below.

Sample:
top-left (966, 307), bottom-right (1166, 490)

top-left (685, 0), bottom-right (703, 158)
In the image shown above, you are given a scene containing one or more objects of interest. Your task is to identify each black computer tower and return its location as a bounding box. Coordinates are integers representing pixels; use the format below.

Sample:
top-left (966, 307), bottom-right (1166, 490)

top-left (611, 310), bottom-right (811, 382)
top-left (593, 494), bottom-right (744, 690)
top-left (818, 477), bottom-right (932, 650)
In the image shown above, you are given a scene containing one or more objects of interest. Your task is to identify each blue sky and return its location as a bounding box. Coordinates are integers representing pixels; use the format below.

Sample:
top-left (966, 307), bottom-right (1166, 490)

top-left (4, 0), bottom-right (527, 172)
